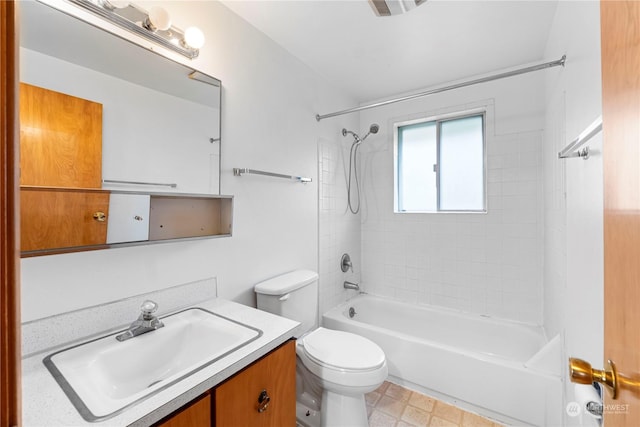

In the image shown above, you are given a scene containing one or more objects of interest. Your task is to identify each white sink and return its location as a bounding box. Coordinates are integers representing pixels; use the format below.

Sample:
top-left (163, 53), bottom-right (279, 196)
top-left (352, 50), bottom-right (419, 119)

top-left (43, 308), bottom-right (262, 421)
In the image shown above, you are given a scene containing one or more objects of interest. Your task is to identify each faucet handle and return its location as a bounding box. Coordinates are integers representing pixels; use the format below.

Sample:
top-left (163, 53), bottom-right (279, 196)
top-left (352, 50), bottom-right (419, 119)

top-left (140, 300), bottom-right (158, 318)
top-left (341, 253), bottom-right (353, 273)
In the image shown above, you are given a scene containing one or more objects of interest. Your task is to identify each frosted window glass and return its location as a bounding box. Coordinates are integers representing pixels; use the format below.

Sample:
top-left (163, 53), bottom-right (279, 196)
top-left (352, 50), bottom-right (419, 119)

top-left (398, 122), bottom-right (437, 211)
top-left (439, 116), bottom-right (484, 211)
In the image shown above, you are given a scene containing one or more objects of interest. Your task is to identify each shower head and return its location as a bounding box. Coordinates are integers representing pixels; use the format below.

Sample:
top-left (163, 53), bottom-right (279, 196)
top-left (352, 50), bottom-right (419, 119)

top-left (342, 124), bottom-right (380, 144)
top-left (361, 123), bottom-right (380, 141)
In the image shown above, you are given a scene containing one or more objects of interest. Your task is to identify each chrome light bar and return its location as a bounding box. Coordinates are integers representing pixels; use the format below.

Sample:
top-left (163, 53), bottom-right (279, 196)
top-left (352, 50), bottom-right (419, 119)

top-left (67, 0), bottom-right (200, 59)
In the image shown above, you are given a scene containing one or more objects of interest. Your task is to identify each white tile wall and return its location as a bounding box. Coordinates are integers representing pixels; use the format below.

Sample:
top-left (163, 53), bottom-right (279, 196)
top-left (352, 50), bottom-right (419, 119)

top-left (318, 138), bottom-right (362, 316)
top-left (542, 91), bottom-right (567, 340)
top-left (361, 131), bottom-right (543, 323)
top-left (358, 78), bottom-right (546, 324)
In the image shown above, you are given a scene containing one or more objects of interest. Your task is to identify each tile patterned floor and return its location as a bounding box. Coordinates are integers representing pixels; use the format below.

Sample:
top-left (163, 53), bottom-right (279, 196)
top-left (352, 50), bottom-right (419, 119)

top-left (366, 381), bottom-right (503, 427)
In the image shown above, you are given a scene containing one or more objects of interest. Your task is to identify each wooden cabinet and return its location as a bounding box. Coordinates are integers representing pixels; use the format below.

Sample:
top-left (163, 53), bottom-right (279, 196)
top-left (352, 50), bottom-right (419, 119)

top-left (153, 341), bottom-right (296, 427)
top-left (19, 83), bottom-right (102, 188)
top-left (155, 393), bottom-right (211, 427)
top-left (20, 187), bottom-right (109, 253)
top-left (214, 340), bottom-right (296, 427)
top-left (19, 83), bottom-right (108, 254)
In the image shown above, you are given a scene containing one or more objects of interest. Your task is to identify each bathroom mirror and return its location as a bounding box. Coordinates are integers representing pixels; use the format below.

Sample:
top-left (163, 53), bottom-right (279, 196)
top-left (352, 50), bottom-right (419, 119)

top-left (18, 0), bottom-right (227, 256)
top-left (19, 0), bottom-right (221, 195)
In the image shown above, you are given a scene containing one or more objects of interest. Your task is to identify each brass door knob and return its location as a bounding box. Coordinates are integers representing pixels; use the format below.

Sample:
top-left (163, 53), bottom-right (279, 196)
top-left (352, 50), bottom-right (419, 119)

top-left (569, 357), bottom-right (618, 399)
top-left (93, 211), bottom-right (106, 222)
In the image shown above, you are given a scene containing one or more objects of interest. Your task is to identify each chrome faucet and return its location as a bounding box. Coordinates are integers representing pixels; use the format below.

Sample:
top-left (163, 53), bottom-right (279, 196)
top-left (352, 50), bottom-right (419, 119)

top-left (343, 281), bottom-right (360, 291)
top-left (116, 300), bottom-right (164, 342)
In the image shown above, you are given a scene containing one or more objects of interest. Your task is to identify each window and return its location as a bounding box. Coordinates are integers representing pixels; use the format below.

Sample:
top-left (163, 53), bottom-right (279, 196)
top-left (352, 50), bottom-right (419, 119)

top-left (394, 112), bottom-right (486, 213)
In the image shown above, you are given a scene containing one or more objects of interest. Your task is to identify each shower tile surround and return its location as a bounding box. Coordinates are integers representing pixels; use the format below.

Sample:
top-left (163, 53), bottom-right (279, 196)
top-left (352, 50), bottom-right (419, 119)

top-left (358, 98), bottom-right (544, 324)
top-left (318, 137), bottom-right (362, 315)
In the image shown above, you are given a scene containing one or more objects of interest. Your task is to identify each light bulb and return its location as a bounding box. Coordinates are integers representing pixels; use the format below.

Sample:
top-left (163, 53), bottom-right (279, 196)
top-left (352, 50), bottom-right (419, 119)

top-left (146, 6), bottom-right (171, 31)
top-left (183, 27), bottom-right (205, 49)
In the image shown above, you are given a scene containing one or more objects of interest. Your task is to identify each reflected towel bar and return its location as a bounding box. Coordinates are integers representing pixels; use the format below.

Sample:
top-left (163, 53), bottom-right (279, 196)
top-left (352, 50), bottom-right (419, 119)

top-left (103, 179), bottom-right (178, 188)
top-left (558, 115), bottom-right (602, 160)
top-left (233, 168), bottom-right (312, 183)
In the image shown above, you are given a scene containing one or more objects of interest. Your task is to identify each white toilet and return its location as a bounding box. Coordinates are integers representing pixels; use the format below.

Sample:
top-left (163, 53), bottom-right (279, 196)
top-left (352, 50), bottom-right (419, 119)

top-left (254, 270), bottom-right (388, 427)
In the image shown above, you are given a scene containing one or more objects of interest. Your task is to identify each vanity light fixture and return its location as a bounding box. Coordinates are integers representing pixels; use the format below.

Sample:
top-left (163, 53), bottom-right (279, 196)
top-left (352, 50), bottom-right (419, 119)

top-left (68, 0), bottom-right (205, 59)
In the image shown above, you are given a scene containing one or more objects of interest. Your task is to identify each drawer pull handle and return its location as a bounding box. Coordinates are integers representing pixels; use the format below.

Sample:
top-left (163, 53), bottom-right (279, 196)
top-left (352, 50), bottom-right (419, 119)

top-left (93, 211), bottom-right (106, 222)
top-left (257, 389), bottom-right (270, 413)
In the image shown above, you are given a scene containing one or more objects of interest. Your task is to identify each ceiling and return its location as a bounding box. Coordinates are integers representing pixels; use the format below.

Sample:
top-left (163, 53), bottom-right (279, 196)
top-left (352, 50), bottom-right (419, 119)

top-left (221, 0), bottom-right (559, 103)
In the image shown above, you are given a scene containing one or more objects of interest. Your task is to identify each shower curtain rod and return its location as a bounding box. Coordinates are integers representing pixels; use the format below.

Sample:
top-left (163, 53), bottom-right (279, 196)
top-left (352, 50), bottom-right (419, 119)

top-left (315, 55), bottom-right (566, 122)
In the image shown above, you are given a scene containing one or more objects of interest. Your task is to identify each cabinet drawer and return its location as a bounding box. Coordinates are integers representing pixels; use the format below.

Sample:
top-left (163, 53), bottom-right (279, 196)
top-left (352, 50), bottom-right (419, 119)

top-left (214, 341), bottom-right (296, 427)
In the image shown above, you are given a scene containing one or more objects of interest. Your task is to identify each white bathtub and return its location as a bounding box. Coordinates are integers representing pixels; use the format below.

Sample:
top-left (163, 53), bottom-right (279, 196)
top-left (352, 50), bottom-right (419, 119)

top-left (323, 294), bottom-right (562, 426)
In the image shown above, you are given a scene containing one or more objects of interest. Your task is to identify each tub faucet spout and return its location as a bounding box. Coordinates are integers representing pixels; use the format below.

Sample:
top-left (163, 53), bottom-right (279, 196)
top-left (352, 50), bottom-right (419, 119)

top-left (344, 281), bottom-right (360, 291)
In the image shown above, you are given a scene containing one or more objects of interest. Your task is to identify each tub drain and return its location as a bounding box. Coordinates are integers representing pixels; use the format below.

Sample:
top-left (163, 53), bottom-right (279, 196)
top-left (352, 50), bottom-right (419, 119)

top-left (348, 307), bottom-right (356, 318)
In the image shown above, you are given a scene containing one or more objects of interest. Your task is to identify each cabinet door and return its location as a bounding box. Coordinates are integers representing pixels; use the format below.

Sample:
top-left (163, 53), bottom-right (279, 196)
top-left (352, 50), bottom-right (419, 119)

top-left (106, 193), bottom-right (150, 244)
top-left (155, 393), bottom-right (211, 427)
top-left (19, 83), bottom-right (102, 188)
top-left (20, 188), bottom-right (109, 252)
top-left (214, 341), bottom-right (296, 427)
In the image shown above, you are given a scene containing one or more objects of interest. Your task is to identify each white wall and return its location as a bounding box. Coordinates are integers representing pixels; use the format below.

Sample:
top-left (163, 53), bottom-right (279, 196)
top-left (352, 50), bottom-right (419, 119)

top-left (20, 0), bottom-right (356, 322)
top-left (542, 2), bottom-right (603, 425)
top-left (358, 72), bottom-right (546, 324)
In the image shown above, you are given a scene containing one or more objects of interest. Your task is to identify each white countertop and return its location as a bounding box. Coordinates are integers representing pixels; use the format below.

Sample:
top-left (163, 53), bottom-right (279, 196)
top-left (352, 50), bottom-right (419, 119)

top-left (22, 297), bottom-right (299, 427)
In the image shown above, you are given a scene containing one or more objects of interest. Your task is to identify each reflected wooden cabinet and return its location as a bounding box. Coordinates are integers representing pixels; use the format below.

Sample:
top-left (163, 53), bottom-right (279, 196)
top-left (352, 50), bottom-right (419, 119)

top-left (19, 83), bottom-right (102, 188)
top-left (20, 187), bottom-right (109, 252)
top-left (152, 341), bottom-right (296, 427)
top-left (19, 83), bottom-right (109, 254)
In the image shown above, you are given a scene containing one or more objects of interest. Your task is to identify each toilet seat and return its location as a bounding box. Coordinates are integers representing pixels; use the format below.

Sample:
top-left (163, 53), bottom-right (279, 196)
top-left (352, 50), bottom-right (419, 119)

top-left (297, 328), bottom-right (388, 390)
top-left (302, 327), bottom-right (385, 371)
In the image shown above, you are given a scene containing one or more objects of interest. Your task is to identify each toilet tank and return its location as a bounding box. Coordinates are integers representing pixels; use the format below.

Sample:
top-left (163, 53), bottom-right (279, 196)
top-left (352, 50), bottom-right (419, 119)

top-left (254, 270), bottom-right (319, 336)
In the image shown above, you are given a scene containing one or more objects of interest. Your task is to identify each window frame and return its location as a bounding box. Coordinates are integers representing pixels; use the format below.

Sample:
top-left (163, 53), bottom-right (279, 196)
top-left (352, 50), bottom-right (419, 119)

top-left (393, 109), bottom-right (487, 214)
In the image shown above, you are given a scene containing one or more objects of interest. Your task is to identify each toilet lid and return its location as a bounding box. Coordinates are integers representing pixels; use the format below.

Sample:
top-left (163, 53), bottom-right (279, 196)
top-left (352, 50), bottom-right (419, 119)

top-left (302, 327), bottom-right (385, 371)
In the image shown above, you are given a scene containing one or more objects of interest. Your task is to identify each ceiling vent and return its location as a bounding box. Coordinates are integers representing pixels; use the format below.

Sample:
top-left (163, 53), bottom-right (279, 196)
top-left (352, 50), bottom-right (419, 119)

top-left (368, 0), bottom-right (427, 17)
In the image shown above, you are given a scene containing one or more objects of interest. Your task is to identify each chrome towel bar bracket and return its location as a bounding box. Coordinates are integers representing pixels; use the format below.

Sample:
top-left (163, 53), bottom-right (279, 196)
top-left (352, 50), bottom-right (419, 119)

top-left (558, 115), bottom-right (602, 160)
